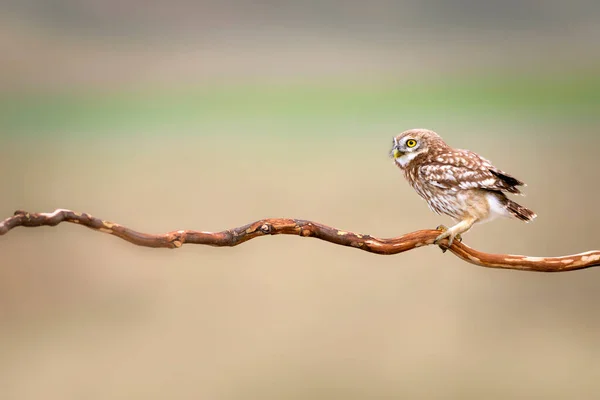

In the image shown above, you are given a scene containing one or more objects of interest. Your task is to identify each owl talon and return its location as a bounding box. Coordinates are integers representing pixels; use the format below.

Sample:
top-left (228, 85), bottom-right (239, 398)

top-left (433, 225), bottom-right (449, 250)
top-left (433, 225), bottom-right (449, 244)
top-left (433, 226), bottom-right (461, 252)
top-left (433, 230), bottom-right (450, 252)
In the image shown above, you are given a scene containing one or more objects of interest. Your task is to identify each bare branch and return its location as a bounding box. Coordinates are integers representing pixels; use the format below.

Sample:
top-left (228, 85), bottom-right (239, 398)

top-left (1, 209), bottom-right (599, 272)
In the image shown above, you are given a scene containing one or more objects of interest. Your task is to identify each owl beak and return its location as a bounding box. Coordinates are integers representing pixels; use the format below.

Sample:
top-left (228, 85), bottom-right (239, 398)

top-left (393, 148), bottom-right (402, 159)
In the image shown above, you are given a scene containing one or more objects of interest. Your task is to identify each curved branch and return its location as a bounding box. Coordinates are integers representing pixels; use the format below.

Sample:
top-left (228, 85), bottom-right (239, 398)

top-left (1, 209), bottom-right (599, 272)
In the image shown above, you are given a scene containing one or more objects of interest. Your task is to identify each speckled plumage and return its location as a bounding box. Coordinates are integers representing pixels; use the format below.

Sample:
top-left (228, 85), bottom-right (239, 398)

top-left (390, 129), bottom-right (536, 245)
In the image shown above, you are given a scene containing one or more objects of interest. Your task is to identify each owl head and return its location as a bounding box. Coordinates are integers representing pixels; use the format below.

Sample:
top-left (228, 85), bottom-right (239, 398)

top-left (390, 129), bottom-right (446, 168)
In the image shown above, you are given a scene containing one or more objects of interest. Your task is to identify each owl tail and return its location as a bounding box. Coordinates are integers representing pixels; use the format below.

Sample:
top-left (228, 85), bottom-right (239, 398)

top-left (505, 199), bottom-right (537, 222)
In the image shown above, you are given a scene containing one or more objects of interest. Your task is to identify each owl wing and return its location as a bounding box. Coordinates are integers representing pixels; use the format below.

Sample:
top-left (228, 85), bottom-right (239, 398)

top-left (419, 150), bottom-right (524, 194)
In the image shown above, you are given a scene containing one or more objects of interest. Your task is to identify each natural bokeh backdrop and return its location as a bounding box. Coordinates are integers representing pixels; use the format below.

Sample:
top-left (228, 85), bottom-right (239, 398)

top-left (1, 1), bottom-right (599, 399)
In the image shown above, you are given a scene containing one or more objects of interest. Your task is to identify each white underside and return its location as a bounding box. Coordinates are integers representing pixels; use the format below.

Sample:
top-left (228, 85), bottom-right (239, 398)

top-left (481, 192), bottom-right (510, 224)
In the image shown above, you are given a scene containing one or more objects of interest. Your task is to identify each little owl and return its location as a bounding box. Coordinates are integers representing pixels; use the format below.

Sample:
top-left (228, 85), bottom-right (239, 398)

top-left (390, 129), bottom-right (536, 247)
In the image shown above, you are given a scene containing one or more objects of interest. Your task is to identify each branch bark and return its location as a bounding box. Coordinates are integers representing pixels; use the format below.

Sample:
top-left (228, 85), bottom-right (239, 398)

top-left (1, 209), bottom-right (599, 272)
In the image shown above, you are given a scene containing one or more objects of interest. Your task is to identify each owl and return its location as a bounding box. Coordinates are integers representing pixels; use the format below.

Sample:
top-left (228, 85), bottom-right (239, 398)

top-left (390, 129), bottom-right (536, 247)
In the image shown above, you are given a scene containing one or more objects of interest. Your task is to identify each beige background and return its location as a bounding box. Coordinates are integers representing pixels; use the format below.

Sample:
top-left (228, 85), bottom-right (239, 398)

top-left (1, 1), bottom-right (600, 399)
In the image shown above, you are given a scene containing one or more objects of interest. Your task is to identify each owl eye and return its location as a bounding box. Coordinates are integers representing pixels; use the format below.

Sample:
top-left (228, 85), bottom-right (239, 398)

top-left (406, 139), bottom-right (417, 148)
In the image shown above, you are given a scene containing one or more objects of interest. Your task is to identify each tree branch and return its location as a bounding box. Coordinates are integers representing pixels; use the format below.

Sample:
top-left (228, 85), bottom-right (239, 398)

top-left (1, 209), bottom-right (598, 272)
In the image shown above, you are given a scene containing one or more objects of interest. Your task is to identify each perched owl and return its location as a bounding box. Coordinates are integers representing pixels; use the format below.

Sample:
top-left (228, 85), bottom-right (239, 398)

top-left (390, 129), bottom-right (536, 247)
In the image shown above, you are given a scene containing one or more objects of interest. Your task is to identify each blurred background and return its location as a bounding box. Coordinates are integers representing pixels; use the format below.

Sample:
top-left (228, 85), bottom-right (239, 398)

top-left (1, 1), bottom-right (599, 399)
